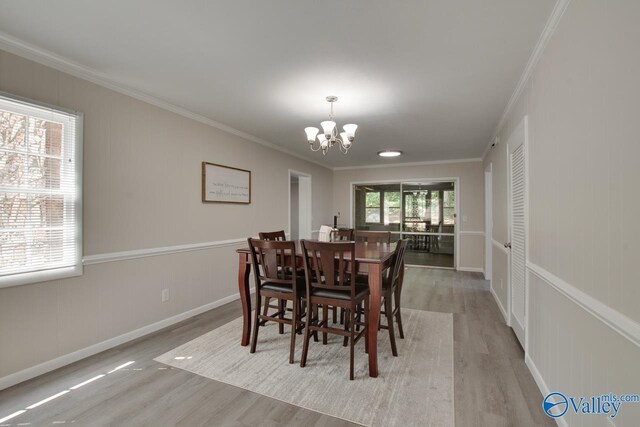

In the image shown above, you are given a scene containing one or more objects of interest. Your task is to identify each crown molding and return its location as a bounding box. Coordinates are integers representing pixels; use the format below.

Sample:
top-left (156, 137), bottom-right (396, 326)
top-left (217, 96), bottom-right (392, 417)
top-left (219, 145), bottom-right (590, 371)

top-left (0, 31), bottom-right (332, 171)
top-left (481, 0), bottom-right (572, 160)
top-left (333, 157), bottom-right (482, 171)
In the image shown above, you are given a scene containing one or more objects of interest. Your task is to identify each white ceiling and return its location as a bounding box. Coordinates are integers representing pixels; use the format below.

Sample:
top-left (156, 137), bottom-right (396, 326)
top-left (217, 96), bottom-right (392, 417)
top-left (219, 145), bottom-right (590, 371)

top-left (0, 0), bottom-right (556, 168)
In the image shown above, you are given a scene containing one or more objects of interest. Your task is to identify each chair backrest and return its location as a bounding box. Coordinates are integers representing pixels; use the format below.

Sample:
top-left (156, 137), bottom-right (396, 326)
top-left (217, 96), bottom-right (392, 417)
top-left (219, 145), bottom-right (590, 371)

top-left (388, 239), bottom-right (408, 289)
top-left (332, 228), bottom-right (354, 241)
top-left (301, 240), bottom-right (356, 298)
top-left (355, 230), bottom-right (391, 244)
top-left (248, 238), bottom-right (297, 293)
top-left (259, 230), bottom-right (286, 241)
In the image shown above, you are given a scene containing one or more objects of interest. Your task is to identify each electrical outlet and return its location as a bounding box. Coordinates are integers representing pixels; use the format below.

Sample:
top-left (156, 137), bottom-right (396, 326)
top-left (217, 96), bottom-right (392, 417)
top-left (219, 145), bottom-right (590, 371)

top-left (161, 288), bottom-right (170, 303)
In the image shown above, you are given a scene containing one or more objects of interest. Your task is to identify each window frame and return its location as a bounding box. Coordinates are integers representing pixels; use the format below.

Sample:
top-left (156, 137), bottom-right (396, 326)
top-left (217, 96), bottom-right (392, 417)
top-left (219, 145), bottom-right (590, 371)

top-left (364, 190), bottom-right (381, 224)
top-left (382, 190), bottom-right (401, 225)
top-left (364, 190), bottom-right (401, 225)
top-left (0, 92), bottom-right (83, 289)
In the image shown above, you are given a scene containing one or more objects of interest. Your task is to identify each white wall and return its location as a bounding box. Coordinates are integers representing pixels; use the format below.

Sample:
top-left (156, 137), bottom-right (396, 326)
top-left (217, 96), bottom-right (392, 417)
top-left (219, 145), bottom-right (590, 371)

top-left (332, 160), bottom-right (485, 271)
top-left (485, 1), bottom-right (640, 425)
top-left (0, 49), bottom-right (333, 385)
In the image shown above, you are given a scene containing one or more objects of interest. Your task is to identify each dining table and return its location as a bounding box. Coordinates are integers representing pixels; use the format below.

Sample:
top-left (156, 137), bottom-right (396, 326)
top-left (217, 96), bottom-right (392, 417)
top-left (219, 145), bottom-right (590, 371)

top-left (236, 240), bottom-right (400, 378)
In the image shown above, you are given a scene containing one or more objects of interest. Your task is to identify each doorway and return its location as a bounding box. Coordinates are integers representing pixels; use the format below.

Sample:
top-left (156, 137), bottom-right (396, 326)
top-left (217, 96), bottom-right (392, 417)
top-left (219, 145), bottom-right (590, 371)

top-left (289, 170), bottom-right (312, 240)
top-left (352, 180), bottom-right (457, 268)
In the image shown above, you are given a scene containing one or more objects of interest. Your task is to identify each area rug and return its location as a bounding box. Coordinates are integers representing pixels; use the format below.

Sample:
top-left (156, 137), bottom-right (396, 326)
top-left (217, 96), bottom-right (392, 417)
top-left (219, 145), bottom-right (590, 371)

top-left (155, 308), bottom-right (453, 426)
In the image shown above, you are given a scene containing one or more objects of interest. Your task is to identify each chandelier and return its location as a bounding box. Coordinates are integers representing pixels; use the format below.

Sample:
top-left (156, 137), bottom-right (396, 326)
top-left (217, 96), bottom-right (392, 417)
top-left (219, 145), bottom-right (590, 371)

top-left (304, 96), bottom-right (358, 155)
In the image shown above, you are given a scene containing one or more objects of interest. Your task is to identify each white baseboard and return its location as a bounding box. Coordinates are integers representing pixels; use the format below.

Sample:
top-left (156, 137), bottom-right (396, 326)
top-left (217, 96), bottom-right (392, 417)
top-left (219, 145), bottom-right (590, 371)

top-left (457, 266), bottom-right (484, 273)
top-left (490, 285), bottom-right (509, 325)
top-left (525, 354), bottom-right (567, 427)
top-left (0, 292), bottom-right (242, 391)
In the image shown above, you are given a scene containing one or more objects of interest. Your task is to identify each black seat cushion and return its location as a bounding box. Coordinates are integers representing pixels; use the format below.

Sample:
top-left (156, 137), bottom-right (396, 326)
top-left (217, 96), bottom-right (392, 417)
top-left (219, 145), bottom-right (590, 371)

top-left (261, 276), bottom-right (305, 293)
top-left (312, 284), bottom-right (369, 301)
top-left (355, 274), bottom-right (369, 284)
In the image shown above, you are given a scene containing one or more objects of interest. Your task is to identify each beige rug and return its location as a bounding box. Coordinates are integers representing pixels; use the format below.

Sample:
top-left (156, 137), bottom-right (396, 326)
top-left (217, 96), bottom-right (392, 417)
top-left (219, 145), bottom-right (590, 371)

top-left (155, 308), bottom-right (454, 427)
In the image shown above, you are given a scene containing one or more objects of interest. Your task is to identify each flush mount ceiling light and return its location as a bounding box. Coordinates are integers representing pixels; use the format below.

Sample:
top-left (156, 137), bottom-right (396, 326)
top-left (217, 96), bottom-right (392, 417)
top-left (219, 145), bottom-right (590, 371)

top-left (304, 96), bottom-right (358, 155)
top-left (377, 150), bottom-right (402, 158)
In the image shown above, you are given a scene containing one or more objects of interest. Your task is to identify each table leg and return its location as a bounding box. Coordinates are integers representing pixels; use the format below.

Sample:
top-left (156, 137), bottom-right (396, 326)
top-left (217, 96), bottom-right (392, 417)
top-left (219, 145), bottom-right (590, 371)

top-left (238, 253), bottom-right (252, 346)
top-left (367, 263), bottom-right (382, 377)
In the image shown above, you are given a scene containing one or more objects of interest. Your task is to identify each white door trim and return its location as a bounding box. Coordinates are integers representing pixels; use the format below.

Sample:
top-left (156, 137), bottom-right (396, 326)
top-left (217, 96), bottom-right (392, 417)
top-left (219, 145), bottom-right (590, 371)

top-left (349, 177), bottom-right (460, 269)
top-left (289, 170), bottom-right (312, 240)
top-left (484, 163), bottom-right (493, 282)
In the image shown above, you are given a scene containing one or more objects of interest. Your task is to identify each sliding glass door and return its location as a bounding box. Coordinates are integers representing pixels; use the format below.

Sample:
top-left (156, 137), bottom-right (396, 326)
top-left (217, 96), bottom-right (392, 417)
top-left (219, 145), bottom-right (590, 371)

top-left (353, 181), bottom-right (456, 268)
top-left (401, 182), bottom-right (455, 268)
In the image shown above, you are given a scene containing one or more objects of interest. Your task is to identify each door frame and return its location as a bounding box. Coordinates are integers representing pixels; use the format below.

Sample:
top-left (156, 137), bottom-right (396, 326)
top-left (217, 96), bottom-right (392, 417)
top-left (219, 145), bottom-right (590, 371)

top-left (506, 116), bottom-right (529, 350)
top-left (288, 170), bottom-right (312, 240)
top-left (484, 163), bottom-right (493, 282)
top-left (349, 177), bottom-right (460, 270)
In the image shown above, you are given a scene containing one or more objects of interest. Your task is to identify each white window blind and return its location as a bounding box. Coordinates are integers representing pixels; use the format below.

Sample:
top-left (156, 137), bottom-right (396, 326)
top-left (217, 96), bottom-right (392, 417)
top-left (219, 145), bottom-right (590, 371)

top-left (0, 93), bottom-right (83, 288)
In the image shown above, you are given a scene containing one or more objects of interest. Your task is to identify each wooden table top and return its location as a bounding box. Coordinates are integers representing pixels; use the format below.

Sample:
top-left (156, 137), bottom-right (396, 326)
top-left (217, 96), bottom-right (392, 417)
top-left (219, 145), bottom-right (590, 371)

top-left (236, 240), bottom-right (396, 264)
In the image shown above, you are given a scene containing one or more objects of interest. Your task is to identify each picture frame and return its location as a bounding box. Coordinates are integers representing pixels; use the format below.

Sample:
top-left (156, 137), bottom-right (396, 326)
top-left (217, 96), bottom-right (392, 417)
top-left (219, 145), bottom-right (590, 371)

top-left (201, 162), bottom-right (251, 204)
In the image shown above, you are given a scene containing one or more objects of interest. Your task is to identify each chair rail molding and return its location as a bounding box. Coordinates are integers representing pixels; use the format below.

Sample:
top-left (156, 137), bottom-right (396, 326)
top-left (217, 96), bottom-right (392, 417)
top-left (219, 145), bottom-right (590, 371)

top-left (83, 238), bottom-right (247, 265)
top-left (527, 261), bottom-right (640, 348)
top-left (459, 230), bottom-right (485, 236)
top-left (492, 238), bottom-right (509, 255)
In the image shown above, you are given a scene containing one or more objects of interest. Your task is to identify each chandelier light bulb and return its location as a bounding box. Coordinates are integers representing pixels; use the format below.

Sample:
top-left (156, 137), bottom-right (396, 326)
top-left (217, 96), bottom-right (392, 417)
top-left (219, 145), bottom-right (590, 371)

top-left (304, 127), bottom-right (319, 142)
top-left (321, 121), bottom-right (336, 139)
top-left (343, 124), bottom-right (358, 141)
top-left (340, 132), bottom-right (351, 148)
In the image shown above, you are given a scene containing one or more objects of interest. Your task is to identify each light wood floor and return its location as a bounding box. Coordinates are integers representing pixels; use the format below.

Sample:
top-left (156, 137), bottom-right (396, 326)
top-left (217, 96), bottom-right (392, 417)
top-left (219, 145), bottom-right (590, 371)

top-left (0, 268), bottom-right (554, 426)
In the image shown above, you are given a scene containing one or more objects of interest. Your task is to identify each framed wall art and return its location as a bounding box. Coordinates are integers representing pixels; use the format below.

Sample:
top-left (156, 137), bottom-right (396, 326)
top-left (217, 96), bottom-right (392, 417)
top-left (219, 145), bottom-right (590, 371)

top-left (202, 162), bottom-right (251, 204)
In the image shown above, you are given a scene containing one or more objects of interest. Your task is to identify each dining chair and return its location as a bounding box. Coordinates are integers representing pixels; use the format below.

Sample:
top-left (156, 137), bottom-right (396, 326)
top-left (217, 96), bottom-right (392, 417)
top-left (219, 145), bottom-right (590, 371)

top-left (259, 230), bottom-right (288, 323)
top-left (354, 230), bottom-right (391, 244)
top-left (379, 239), bottom-right (408, 356)
top-left (331, 228), bottom-right (354, 241)
top-left (259, 230), bottom-right (286, 241)
top-left (248, 238), bottom-right (304, 364)
top-left (300, 240), bottom-right (370, 380)
top-left (323, 228), bottom-right (354, 323)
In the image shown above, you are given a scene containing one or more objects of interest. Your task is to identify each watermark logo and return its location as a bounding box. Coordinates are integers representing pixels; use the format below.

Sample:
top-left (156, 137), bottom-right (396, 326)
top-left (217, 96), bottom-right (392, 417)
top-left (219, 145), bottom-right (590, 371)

top-left (543, 392), bottom-right (568, 418)
top-left (543, 392), bottom-right (639, 419)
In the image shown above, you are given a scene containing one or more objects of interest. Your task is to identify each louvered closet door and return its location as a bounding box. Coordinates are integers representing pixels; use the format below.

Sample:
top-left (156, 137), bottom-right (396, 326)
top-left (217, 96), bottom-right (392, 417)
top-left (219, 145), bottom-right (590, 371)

top-left (509, 118), bottom-right (527, 348)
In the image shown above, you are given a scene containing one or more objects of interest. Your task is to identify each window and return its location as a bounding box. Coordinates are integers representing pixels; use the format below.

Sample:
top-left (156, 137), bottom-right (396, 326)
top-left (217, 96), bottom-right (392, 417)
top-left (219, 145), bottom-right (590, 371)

top-left (365, 191), bottom-right (380, 223)
top-left (364, 190), bottom-right (401, 225)
top-left (430, 191), bottom-right (440, 224)
top-left (443, 190), bottom-right (455, 225)
top-left (0, 94), bottom-right (82, 288)
top-left (383, 191), bottom-right (401, 224)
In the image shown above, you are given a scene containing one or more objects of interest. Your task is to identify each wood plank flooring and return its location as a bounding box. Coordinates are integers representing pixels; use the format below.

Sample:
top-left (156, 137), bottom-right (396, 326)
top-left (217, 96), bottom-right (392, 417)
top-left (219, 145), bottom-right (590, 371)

top-left (0, 268), bottom-right (554, 426)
